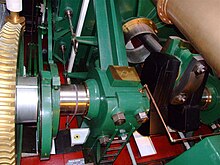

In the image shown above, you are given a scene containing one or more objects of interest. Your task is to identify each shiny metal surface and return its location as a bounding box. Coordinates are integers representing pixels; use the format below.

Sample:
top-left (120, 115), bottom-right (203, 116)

top-left (6, 11), bottom-right (25, 26)
top-left (123, 18), bottom-right (161, 63)
top-left (16, 77), bottom-right (38, 123)
top-left (201, 87), bottom-right (212, 110)
top-left (157, 0), bottom-right (220, 76)
top-left (138, 34), bottom-right (162, 52)
top-left (60, 84), bottom-right (90, 116)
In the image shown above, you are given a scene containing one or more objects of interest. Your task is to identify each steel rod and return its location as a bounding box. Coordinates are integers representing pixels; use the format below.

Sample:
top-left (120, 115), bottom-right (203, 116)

top-left (60, 84), bottom-right (90, 116)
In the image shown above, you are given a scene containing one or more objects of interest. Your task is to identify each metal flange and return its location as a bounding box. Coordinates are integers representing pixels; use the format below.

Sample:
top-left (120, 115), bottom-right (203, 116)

top-left (122, 18), bottom-right (160, 63)
top-left (157, 0), bottom-right (172, 24)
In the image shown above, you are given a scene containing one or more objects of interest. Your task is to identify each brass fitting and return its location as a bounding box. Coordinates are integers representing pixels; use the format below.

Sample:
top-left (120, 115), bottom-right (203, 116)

top-left (6, 12), bottom-right (25, 26)
top-left (157, 0), bottom-right (172, 24)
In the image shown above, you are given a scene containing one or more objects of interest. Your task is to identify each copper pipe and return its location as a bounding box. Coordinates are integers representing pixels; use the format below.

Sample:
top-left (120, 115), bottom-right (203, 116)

top-left (157, 0), bottom-right (220, 76)
top-left (144, 84), bottom-right (174, 142)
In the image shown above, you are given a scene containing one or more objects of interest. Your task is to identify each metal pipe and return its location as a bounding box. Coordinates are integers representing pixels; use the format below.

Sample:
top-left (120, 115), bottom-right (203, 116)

top-left (157, 0), bottom-right (220, 76)
top-left (60, 84), bottom-right (90, 116)
top-left (138, 34), bottom-right (162, 52)
top-left (144, 84), bottom-right (174, 142)
top-left (66, 10), bottom-right (75, 37)
top-left (67, 48), bottom-right (76, 84)
top-left (75, 0), bottom-right (90, 49)
top-left (67, 0), bottom-right (90, 84)
top-left (126, 142), bottom-right (137, 165)
top-left (121, 133), bottom-right (137, 165)
top-left (178, 132), bottom-right (191, 150)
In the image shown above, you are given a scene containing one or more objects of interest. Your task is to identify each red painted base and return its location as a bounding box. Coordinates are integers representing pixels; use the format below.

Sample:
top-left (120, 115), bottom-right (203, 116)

top-left (21, 134), bottom-right (185, 165)
top-left (21, 115), bottom-right (211, 164)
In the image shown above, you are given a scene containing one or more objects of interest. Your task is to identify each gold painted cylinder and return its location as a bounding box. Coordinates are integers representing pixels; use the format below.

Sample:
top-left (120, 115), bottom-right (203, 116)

top-left (157, 0), bottom-right (220, 76)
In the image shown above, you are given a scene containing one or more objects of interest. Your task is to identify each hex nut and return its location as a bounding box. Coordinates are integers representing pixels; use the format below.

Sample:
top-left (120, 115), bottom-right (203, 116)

top-left (194, 64), bottom-right (206, 76)
top-left (99, 136), bottom-right (109, 146)
top-left (112, 112), bottom-right (126, 126)
top-left (135, 111), bottom-right (149, 123)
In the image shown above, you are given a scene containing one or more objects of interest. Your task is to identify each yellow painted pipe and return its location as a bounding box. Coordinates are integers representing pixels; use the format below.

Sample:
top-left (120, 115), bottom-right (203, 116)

top-left (157, 0), bottom-right (220, 76)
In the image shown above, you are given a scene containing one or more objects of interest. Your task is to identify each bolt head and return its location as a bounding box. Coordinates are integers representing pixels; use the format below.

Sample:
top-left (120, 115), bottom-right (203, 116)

top-left (112, 112), bottom-right (126, 126)
top-left (99, 136), bottom-right (109, 146)
top-left (135, 112), bottom-right (149, 123)
top-left (194, 64), bottom-right (206, 76)
top-left (171, 93), bottom-right (187, 104)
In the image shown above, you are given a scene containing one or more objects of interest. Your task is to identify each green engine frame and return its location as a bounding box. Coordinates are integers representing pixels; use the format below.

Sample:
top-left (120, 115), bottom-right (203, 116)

top-left (14, 0), bottom-right (220, 164)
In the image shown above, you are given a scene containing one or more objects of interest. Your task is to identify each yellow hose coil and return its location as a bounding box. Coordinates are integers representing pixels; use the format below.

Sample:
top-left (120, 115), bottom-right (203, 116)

top-left (0, 22), bottom-right (22, 165)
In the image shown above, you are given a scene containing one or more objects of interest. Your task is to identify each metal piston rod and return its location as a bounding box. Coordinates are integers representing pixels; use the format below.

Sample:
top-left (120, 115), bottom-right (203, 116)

top-left (16, 82), bottom-right (90, 124)
top-left (60, 84), bottom-right (90, 116)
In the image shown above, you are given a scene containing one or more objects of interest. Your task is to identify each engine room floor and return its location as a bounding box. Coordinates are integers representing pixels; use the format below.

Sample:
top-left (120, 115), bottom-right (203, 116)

top-left (21, 119), bottom-right (213, 165)
top-left (21, 134), bottom-right (185, 165)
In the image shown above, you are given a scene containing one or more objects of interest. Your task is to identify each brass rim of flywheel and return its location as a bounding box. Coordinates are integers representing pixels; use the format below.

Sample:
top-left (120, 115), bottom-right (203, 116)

top-left (0, 22), bottom-right (22, 165)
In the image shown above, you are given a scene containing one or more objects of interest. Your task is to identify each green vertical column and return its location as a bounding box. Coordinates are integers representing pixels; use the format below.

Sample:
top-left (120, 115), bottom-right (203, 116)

top-left (93, 0), bottom-right (128, 70)
top-left (16, 124), bottom-right (23, 165)
top-left (108, 0), bottom-right (128, 66)
top-left (18, 33), bottom-right (24, 76)
top-left (47, 0), bottom-right (53, 63)
top-left (38, 27), bottom-right (44, 71)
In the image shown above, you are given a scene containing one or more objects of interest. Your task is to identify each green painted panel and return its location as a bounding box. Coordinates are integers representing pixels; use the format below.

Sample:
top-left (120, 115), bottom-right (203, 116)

top-left (168, 136), bottom-right (220, 165)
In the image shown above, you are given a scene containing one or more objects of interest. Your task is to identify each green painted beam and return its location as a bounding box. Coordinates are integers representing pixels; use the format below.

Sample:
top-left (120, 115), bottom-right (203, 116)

top-left (16, 124), bottom-right (23, 165)
top-left (93, 0), bottom-right (128, 70)
top-left (76, 36), bottom-right (98, 46)
top-left (18, 34), bottom-right (24, 76)
top-left (47, 0), bottom-right (53, 63)
top-left (37, 27), bottom-right (44, 71)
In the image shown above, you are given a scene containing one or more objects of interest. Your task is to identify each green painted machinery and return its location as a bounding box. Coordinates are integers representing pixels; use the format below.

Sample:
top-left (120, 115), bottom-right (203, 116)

top-left (167, 135), bottom-right (220, 165)
top-left (1, 0), bottom-right (220, 165)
